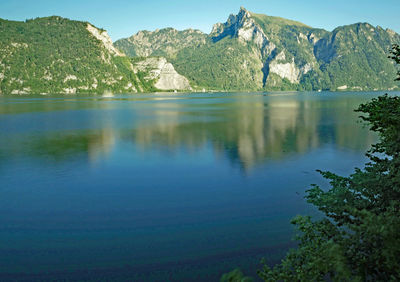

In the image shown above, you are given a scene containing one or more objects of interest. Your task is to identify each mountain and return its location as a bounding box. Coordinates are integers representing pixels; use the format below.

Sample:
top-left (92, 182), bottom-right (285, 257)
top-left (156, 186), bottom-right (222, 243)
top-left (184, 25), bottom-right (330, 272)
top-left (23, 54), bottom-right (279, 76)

top-left (114, 28), bottom-right (207, 58)
top-left (0, 17), bottom-right (191, 94)
top-left (1, 9), bottom-right (398, 94)
top-left (116, 7), bottom-right (400, 91)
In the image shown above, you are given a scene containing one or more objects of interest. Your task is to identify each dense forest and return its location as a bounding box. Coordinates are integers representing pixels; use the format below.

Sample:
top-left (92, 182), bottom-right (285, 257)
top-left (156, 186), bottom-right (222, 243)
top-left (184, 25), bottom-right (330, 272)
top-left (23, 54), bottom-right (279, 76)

top-left (0, 17), bottom-right (156, 94)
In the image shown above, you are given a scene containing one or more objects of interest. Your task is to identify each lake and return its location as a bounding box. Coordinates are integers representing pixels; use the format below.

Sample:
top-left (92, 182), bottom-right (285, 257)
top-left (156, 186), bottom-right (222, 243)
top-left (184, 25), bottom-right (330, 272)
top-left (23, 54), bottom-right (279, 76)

top-left (0, 91), bottom-right (394, 281)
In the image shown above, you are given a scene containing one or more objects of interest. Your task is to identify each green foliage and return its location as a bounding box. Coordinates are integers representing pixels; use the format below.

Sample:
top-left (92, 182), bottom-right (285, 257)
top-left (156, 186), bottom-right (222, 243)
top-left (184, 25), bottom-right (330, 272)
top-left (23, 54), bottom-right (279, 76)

top-left (389, 44), bottom-right (400, 81)
top-left (220, 268), bottom-right (253, 282)
top-left (264, 73), bottom-right (298, 91)
top-left (315, 24), bottom-right (399, 90)
top-left (258, 92), bottom-right (400, 280)
top-left (0, 17), bottom-right (158, 94)
top-left (135, 70), bottom-right (158, 92)
top-left (172, 38), bottom-right (263, 91)
top-left (251, 13), bottom-right (311, 29)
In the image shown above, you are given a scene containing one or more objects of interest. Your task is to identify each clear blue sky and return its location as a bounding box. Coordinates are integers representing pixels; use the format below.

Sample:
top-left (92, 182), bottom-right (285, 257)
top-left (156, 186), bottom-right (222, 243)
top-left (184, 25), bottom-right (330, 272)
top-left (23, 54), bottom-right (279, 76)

top-left (0, 0), bottom-right (399, 41)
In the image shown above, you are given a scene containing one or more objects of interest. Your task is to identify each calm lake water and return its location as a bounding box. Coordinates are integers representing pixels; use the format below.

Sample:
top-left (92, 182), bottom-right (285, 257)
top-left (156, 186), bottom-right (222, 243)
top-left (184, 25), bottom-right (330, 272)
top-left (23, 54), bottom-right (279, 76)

top-left (0, 91), bottom-right (394, 281)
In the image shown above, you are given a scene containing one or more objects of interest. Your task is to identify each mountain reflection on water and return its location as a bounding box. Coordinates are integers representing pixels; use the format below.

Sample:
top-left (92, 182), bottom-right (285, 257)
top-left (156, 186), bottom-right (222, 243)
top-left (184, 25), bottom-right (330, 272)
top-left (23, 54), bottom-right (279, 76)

top-left (0, 91), bottom-right (391, 281)
top-left (0, 92), bottom-right (378, 171)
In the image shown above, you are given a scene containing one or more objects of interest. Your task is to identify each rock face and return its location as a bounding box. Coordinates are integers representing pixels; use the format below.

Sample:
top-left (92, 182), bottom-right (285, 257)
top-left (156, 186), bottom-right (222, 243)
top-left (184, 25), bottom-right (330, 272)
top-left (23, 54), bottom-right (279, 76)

top-left (114, 28), bottom-right (207, 58)
top-left (117, 7), bottom-right (400, 91)
top-left (210, 7), bottom-right (318, 88)
top-left (133, 57), bottom-right (191, 91)
top-left (86, 24), bottom-right (125, 56)
top-left (211, 7), bottom-right (273, 57)
top-left (269, 53), bottom-right (300, 83)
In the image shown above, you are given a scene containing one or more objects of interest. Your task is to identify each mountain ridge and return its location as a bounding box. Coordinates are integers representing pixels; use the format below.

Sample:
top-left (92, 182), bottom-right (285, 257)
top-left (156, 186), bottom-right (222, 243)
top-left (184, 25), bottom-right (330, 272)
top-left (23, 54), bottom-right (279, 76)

top-left (115, 7), bottom-right (400, 91)
top-left (0, 8), bottom-right (399, 94)
top-left (0, 16), bottom-right (191, 94)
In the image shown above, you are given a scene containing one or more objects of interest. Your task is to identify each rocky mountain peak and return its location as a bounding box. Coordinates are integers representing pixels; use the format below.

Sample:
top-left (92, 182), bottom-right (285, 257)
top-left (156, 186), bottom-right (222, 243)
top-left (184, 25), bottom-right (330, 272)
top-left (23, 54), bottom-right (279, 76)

top-left (229, 6), bottom-right (251, 25)
top-left (211, 7), bottom-right (273, 57)
top-left (212, 7), bottom-right (253, 36)
top-left (239, 6), bottom-right (251, 19)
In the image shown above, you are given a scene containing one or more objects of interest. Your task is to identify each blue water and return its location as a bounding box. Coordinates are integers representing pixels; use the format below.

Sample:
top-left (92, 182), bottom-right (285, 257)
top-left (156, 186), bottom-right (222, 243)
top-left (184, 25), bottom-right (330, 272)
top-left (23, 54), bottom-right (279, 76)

top-left (0, 91), bottom-right (392, 281)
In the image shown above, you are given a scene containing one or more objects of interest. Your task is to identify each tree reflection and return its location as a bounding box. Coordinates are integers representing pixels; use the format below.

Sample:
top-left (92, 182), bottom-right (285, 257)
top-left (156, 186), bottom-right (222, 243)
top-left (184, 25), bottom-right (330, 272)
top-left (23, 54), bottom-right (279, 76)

top-left (0, 94), bottom-right (377, 171)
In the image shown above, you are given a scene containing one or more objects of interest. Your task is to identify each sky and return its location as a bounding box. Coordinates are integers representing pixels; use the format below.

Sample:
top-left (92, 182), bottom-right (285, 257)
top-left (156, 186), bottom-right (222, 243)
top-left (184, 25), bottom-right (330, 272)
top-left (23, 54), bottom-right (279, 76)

top-left (0, 0), bottom-right (399, 41)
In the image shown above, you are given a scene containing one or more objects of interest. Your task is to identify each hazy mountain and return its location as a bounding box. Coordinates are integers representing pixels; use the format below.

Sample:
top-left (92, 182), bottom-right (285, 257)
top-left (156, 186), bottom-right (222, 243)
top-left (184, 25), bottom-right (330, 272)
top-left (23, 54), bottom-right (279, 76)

top-left (116, 7), bottom-right (400, 91)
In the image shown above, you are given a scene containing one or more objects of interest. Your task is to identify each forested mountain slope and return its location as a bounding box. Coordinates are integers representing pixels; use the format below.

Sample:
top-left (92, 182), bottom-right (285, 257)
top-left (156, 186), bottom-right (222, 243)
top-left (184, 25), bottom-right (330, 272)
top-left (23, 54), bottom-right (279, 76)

top-left (116, 7), bottom-right (400, 91)
top-left (0, 17), bottom-right (190, 94)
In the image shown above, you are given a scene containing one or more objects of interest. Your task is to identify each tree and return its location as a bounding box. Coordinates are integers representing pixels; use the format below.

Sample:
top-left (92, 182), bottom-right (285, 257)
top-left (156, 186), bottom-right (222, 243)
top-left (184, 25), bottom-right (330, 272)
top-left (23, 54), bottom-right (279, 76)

top-left (221, 268), bottom-right (253, 282)
top-left (389, 44), bottom-right (400, 81)
top-left (258, 45), bottom-right (400, 281)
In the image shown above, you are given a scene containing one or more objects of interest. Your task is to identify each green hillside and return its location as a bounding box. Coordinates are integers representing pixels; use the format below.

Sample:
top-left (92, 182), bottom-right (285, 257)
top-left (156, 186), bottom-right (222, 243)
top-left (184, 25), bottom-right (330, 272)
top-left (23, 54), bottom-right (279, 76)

top-left (172, 38), bottom-right (263, 90)
top-left (0, 16), bottom-right (155, 94)
top-left (314, 23), bottom-right (399, 90)
top-left (251, 12), bottom-right (311, 28)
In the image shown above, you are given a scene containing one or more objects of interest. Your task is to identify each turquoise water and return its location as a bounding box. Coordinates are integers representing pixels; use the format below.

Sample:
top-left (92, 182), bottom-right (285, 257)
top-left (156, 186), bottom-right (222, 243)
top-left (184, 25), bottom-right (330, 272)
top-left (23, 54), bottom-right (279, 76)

top-left (0, 91), bottom-right (392, 281)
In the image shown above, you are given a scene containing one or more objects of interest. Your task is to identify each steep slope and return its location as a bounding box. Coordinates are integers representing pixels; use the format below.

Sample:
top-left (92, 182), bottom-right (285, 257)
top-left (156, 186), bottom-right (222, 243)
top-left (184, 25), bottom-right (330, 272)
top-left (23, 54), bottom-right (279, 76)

top-left (248, 11), bottom-right (330, 89)
top-left (173, 38), bottom-right (263, 90)
top-left (115, 24), bottom-right (264, 91)
top-left (0, 17), bottom-right (191, 94)
top-left (314, 23), bottom-right (399, 90)
top-left (133, 57), bottom-right (191, 90)
top-left (210, 7), bottom-right (400, 90)
top-left (116, 7), bottom-right (400, 91)
top-left (114, 28), bottom-right (207, 58)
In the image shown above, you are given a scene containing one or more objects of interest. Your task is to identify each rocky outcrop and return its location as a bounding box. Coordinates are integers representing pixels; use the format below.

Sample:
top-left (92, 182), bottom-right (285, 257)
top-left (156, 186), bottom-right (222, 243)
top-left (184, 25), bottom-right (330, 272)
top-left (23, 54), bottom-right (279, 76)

top-left (269, 52), bottom-right (300, 83)
top-left (269, 59), bottom-right (300, 83)
top-left (134, 57), bottom-right (191, 91)
top-left (211, 7), bottom-right (310, 86)
top-left (86, 24), bottom-right (125, 56)
top-left (114, 28), bottom-right (207, 58)
top-left (211, 7), bottom-right (274, 57)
